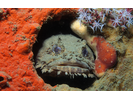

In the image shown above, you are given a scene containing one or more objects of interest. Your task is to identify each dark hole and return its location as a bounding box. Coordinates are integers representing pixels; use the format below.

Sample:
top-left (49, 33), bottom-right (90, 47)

top-left (0, 76), bottom-right (4, 82)
top-left (32, 15), bottom-right (96, 90)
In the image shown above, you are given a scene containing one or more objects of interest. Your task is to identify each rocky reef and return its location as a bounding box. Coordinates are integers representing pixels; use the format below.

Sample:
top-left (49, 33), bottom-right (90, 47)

top-left (0, 8), bottom-right (77, 90)
top-left (75, 8), bottom-right (133, 91)
top-left (0, 8), bottom-right (133, 91)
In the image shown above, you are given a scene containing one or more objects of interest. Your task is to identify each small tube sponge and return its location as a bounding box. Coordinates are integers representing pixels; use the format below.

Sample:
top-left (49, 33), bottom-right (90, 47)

top-left (70, 20), bottom-right (88, 39)
top-left (70, 19), bottom-right (117, 77)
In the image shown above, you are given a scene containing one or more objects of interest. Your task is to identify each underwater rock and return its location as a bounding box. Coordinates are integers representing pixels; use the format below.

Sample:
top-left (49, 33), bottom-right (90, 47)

top-left (0, 71), bottom-right (12, 90)
top-left (71, 8), bottom-right (133, 90)
top-left (52, 84), bottom-right (82, 91)
top-left (0, 8), bottom-right (78, 91)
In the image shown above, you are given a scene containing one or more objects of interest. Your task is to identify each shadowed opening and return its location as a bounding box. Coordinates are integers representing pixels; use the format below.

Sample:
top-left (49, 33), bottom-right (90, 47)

top-left (32, 14), bottom-right (96, 90)
top-left (0, 76), bottom-right (4, 82)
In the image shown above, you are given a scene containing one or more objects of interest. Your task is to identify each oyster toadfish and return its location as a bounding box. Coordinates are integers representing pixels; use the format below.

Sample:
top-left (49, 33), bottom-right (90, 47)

top-left (35, 34), bottom-right (95, 78)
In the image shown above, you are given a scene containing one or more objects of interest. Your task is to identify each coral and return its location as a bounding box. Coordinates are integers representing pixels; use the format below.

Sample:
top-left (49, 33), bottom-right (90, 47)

top-left (77, 8), bottom-right (133, 32)
top-left (0, 8), bottom-right (78, 91)
top-left (70, 19), bottom-right (117, 77)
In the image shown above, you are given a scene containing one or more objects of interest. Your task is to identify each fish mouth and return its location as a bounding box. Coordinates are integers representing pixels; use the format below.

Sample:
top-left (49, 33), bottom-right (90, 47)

top-left (41, 60), bottom-right (95, 78)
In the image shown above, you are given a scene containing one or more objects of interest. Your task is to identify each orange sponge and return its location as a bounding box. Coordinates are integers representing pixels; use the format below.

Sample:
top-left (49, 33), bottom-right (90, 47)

top-left (0, 8), bottom-right (78, 91)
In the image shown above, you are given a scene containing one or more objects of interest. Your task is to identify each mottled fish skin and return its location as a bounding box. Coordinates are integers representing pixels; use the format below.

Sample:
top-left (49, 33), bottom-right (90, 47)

top-left (35, 34), bottom-right (95, 78)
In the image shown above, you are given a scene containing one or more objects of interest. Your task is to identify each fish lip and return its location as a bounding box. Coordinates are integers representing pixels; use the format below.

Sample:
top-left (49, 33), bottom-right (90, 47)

top-left (56, 62), bottom-right (90, 69)
top-left (46, 59), bottom-right (94, 70)
top-left (41, 60), bottom-right (95, 78)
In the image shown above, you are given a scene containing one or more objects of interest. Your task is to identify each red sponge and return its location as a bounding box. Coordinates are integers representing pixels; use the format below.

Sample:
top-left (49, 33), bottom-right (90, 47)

top-left (93, 36), bottom-right (117, 77)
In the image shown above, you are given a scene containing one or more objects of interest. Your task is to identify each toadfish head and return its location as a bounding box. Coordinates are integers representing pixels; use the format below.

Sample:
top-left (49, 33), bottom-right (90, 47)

top-left (35, 34), bottom-right (95, 78)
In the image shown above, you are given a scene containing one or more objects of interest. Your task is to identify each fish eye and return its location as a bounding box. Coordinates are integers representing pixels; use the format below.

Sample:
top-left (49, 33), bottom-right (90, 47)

top-left (82, 47), bottom-right (88, 57)
top-left (52, 44), bottom-right (61, 54)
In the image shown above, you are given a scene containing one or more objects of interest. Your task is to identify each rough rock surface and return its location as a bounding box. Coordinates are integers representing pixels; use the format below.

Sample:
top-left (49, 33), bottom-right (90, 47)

top-left (0, 8), bottom-right (133, 91)
top-left (0, 8), bottom-right (77, 91)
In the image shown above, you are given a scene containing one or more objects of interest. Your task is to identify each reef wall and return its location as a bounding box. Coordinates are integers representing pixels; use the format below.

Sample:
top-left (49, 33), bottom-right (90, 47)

top-left (0, 8), bottom-right (133, 91)
top-left (0, 8), bottom-right (78, 91)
